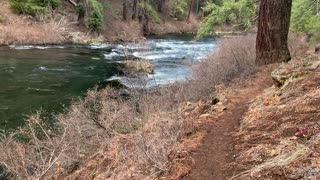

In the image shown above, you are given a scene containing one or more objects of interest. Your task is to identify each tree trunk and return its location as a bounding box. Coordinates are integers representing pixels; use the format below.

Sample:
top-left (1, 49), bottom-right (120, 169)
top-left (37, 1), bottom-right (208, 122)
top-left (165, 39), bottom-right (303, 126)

top-left (132, 0), bottom-right (138, 20)
top-left (142, 0), bottom-right (150, 34)
top-left (76, 0), bottom-right (85, 26)
top-left (256, 0), bottom-right (293, 65)
top-left (186, 0), bottom-right (195, 23)
top-left (123, 0), bottom-right (128, 21)
top-left (157, 0), bottom-right (163, 13)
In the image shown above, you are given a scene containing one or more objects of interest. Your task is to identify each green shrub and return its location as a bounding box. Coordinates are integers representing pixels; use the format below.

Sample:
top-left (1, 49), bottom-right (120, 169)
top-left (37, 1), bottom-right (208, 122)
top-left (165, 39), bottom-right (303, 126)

top-left (9, 0), bottom-right (61, 17)
top-left (138, 1), bottom-right (161, 24)
top-left (196, 0), bottom-right (256, 39)
top-left (291, 0), bottom-right (320, 42)
top-left (76, 3), bottom-right (85, 17)
top-left (0, 15), bottom-right (5, 23)
top-left (87, 0), bottom-right (103, 32)
top-left (173, 0), bottom-right (189, 21)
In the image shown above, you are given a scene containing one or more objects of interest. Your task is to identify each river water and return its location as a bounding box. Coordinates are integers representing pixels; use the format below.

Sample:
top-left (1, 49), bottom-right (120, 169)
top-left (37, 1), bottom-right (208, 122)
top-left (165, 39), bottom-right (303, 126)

top-left (0, 35), bottom-right (216, 130)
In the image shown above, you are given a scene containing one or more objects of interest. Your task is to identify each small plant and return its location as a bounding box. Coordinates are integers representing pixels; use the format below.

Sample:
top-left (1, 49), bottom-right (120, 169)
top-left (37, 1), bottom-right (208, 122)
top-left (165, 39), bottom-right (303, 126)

top-left (0, 15), bottom-right (5, 23)
top-left (76, 3), bottom-right (85, 18)
top-left (87, 0), bottom-right (104, 32)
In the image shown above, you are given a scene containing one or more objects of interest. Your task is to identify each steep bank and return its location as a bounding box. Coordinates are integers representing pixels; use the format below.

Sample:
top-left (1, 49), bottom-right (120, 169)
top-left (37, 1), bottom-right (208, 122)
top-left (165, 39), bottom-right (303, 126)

top-left (0, 0), bottom-right (199, 45)
top-left (174, 42), bottom-right (320, 179)
top-left (182, 65), bottom-right (275, 179)
top-left (230, 51), bottom-right (320, 179)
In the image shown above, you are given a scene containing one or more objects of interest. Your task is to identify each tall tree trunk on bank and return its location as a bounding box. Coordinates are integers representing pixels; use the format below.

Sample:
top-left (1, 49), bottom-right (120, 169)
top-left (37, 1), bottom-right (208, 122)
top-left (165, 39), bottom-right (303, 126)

top-left (157, 0), bottom-right (164, 13)
top-left (132, 0), bottom-right (138, 20)
top-left (256, 0), bottom-right (293, 65)
top-left (76, 0), bottom-right (86, 26)
top-left (123, 0), bottom-right (128, 21)
top-left (187, 0), bottom-right (195, 23)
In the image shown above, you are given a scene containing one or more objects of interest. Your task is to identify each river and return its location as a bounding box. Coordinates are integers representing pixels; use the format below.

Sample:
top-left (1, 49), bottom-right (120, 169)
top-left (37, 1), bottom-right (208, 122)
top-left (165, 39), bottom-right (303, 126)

top-left (0, 35), bottom-right (216, 130)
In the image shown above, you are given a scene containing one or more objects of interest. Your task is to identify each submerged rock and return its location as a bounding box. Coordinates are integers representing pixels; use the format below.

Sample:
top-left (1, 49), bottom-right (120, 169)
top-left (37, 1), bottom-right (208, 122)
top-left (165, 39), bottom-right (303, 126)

top-left (123, 60), bottom-right (154, 74)
top-left (97, 79), bottom-right (127, 90)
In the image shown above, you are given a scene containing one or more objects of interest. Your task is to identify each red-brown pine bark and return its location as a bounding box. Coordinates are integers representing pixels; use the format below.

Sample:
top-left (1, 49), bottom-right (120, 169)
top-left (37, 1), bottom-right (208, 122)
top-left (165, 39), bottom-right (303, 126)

top-left (256, 0), bottom-right (293, 65)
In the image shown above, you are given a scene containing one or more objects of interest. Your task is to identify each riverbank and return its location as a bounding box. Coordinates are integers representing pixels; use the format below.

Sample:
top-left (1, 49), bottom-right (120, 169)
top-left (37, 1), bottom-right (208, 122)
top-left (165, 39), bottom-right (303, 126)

top-left (0, 0), bottom-right (199, 45)
top-left (1, 25), bottom-right (317, 179)
top-left (0, 35), bottom-right (255, 179)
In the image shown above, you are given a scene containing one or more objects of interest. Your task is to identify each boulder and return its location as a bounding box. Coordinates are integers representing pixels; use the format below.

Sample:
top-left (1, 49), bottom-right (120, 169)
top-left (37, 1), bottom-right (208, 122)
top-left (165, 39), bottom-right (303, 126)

top-left (271, 65), bottom-right (292, 87)
top-left (309, 61), bottom-right (320, 70)
top-left (97, 79), bottom-right (127, 90)
top-left (123, 60), bottom-right (154, 74)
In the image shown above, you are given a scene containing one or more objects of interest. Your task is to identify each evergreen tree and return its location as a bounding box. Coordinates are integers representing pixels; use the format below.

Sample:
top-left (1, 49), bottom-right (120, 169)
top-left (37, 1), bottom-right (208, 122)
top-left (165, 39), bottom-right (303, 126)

top-left (291, 0), bottom-right (320, 41)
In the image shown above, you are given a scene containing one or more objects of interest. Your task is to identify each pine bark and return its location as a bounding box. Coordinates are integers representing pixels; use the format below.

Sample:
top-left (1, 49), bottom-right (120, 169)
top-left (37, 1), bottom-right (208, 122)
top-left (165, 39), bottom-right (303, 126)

top-left (123, 0), bottom-right (128, 21)
top-left (256, 0), bottom-right (293, 65)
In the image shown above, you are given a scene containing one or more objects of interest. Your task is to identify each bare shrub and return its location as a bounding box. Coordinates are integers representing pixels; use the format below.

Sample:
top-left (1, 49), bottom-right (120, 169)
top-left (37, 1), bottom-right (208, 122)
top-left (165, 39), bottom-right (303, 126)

top-left (0, 16), bottom-right (72, 45)
top-left (0, 88), bottom-right (143, 179)
top-left (180, 34), bottom-right (257, 101)
top-left (0, 85), bottom-right (186, 179)
top-left (288, 32), bottom-right (309, 58)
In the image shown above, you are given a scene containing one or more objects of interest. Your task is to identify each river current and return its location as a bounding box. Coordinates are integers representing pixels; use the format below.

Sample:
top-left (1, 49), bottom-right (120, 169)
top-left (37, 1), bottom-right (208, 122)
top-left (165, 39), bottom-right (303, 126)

top-left (0, 35), bottom-right (216, 129)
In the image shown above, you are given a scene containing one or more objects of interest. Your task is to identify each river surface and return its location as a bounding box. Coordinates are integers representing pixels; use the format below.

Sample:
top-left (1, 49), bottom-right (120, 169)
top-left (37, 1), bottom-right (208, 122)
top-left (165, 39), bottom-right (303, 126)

top-left (0, 35), bottom-right (216, 130)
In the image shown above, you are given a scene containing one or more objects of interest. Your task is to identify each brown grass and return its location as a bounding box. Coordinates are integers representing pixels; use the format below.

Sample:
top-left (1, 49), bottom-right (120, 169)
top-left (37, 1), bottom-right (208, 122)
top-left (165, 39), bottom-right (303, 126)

top-left (150, 14), bottom-right (200, 35)
top-left (180, 34), bottom-right (257, 101)
top-left (288, 32), bottom-right (310, 58)
top-left (230, 46), bottom-right (320, 179)
top-left (0, 0), bottom-right (74, 45)
top-left (0, 17), bottom-right (72, 45)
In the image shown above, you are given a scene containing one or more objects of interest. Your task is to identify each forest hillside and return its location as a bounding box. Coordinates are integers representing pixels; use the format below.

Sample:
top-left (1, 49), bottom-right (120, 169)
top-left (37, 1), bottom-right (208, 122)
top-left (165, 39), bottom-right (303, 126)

top-left (0, 0), bottom-right (200, 45)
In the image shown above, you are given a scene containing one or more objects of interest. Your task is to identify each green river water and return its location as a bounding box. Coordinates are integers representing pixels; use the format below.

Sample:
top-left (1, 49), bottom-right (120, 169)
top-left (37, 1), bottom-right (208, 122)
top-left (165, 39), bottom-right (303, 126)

top-left (0, 35), bottom-right (216, 130)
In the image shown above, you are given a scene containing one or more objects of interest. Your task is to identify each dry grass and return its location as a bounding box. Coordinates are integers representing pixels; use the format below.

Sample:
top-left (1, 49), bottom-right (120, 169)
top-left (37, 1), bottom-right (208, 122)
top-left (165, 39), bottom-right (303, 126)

top-left (150, 14), bottom-right (200, 35)
top-left (230, 143), bottom-right (310, 179)
top-left (180, 34), bottom-right (257, 101)
top-left (230, 49), bottom-right (320, 179)
top-left (0, 0), bottom-right (74, 45)
top-left (0, 14), bottom-right (73, 45)
top-left (288, 32), bottom-right (310, 58)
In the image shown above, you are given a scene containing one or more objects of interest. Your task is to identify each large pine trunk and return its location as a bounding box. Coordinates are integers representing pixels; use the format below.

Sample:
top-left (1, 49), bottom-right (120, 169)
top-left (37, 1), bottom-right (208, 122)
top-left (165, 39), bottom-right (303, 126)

top-left (256, 0), bottom-right (293, 65)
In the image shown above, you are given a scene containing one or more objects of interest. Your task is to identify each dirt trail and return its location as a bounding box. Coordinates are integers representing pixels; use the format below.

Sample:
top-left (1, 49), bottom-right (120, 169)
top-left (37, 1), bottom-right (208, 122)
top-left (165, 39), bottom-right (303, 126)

top-left (183, 66), bottom-right (274, 180)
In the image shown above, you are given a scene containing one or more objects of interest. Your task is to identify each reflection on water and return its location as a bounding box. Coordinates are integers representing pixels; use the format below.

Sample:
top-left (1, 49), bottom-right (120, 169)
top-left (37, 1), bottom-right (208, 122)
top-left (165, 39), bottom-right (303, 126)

top-left (0, 35), bottom-right (216, 130)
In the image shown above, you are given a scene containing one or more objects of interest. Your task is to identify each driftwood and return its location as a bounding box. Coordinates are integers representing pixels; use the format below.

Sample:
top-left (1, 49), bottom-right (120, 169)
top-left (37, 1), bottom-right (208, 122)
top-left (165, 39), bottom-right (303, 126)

top-left (66, 0), bottom-right (77, 7)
